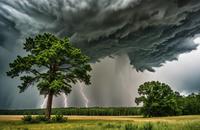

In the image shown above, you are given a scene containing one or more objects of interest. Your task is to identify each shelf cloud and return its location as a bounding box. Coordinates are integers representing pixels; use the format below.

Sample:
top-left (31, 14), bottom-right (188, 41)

top-left (0, 0), bottom-right (200, 108)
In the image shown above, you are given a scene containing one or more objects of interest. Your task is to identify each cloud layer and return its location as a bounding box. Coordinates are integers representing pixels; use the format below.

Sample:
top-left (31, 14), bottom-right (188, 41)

top-left (0, 0), bottom-right (200, 108)
top-left (1, 0), bottom-right (200, 70)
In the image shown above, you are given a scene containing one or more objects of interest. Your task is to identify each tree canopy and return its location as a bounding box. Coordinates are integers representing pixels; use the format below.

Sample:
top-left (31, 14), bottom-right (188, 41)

top-left (7, 33), bottom-right (92, 119)
top-left (176, 92), bottom-right (200, 115)
top-left (135, 81), bottom-right (181, 117)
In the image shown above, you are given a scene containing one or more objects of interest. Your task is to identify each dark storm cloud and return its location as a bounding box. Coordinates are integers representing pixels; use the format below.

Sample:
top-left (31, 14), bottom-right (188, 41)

top-left (0, 0), bottom-right (200, 70)
top-left (0, 0), bottom-right (200, 108)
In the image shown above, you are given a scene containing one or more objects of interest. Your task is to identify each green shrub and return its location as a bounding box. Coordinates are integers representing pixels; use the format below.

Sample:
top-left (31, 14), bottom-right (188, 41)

top-left (22, 115), bottom-right (32, 122)
top-left (22, 115), bottom-right (40, 124)
top-left (22, 114), bottom-right (67, 123)
top-left (30, 119), bottom-right (40, 124)
top-left (35, 115), bottom-right (48, 122)
top-left (125, 123), bottom-right (138, 130)
top-left (51, 114), bottom-right (67, 123)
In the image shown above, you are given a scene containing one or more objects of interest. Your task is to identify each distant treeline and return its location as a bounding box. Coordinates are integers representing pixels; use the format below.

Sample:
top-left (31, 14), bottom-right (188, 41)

top-left (0, 107), bottom-right (141, 116)
top-left (176, 93), bottom-right (200, 115)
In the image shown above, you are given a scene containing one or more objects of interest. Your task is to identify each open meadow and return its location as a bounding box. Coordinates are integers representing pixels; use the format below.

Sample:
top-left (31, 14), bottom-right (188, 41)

top-left (0, 115), bottom-right (200, 130)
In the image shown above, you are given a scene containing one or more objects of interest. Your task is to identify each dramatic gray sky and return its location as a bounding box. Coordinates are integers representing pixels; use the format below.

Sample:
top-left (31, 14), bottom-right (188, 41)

top-left (0, 0), bottom-right (200, 109)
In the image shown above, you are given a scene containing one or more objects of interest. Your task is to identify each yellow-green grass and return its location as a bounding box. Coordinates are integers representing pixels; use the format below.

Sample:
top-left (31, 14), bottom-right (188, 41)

top-left (0, 115), bottom-right (200, 130)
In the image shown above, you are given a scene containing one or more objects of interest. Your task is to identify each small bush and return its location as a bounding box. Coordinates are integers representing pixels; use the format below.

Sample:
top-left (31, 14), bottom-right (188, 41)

top-left (22, 114), bottom-right (67, 123)
top-left (22, 115), bottom-right (32, 122)
top-left (22, 115), bottom-right (40, 124)
top-left (125, 123), bottom-right (138, 130)
top-left (22, 115), bottom-right (47, 123)
top-left (51, 114), bottom-right (67, 123)
top-left (35, 115), bottom-right (48, 122)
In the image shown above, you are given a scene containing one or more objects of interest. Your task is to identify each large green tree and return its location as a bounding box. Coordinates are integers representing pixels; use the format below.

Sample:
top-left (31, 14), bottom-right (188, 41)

top-left (7, 33), bottom-right (92, 119)
top-left (135, 81), bottom-right (181, 117)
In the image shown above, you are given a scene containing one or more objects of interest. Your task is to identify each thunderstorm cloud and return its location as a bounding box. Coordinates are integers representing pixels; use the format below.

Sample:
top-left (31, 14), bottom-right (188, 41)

top-left (0, 0), bottom-right (200, 108)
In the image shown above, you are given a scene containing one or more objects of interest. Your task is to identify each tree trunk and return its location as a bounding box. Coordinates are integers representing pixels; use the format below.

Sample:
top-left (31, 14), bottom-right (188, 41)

top-left (46, 91), bottom-right (53, 120)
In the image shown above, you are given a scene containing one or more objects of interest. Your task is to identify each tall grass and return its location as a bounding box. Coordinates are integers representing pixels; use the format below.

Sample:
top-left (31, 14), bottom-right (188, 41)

top-left (0, 119), bottom-right (200, 130)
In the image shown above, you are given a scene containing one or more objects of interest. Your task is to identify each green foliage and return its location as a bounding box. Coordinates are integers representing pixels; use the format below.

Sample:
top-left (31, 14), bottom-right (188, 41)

top-left (124, 123), bottom-right (153, 130)
top-left (7, 33), bottom-right (92, 95)
top-left (7, 33), bottom-right (92, 119)
top-left (22, 114), bottom-right (67, 123)
top-left (51, 114), bottom-right (67, 123)
top-left (22, 115), bottom-right (40, 124)
top-left (176, 92), bottom-right (200, 115)
top-left (22, 115), bottom-right (32, 122)
top-left (135, 81), bottom-right (181, 117)
top-left (35, 115), bottom-right (48, 122)
top-left (135, 81), bottom-right (200, 117)
top-left (0, 107), bottom-right (141, 116)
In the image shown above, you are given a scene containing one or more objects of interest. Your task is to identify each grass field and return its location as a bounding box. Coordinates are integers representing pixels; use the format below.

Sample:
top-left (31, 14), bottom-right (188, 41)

top-left (0, 115), bottom-right (200, 130)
